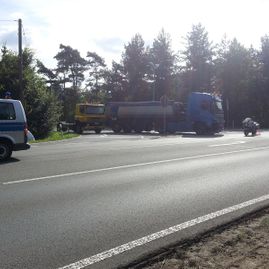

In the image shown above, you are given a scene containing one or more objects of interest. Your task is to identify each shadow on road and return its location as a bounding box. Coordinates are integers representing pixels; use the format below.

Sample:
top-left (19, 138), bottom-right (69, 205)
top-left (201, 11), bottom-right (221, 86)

top-left (79, 130), bottom-right (225, 139)
top-left (0, 157), bottom-right (20, 165)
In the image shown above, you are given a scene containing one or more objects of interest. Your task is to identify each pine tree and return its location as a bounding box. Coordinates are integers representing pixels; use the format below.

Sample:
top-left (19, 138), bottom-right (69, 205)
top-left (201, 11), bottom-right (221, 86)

top-left (150, 29), bottom-right (175, 100)
top-left (181, 23), bottom-right (214, 93)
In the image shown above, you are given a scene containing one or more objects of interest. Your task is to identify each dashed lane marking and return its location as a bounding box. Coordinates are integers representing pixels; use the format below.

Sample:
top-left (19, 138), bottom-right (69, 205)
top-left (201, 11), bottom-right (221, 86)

top-left (209, 141), bottom-right (246, 147)
top-left (3, 145), bottom-right (269, 185)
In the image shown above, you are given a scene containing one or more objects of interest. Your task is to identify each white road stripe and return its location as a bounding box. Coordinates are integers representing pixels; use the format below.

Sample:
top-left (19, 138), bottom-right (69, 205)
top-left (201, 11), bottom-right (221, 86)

top-left (3, 145), bottom-right (269, 185)
top-left (57, 194), bottom-right (269, 269)
top-left (209, 141), bottom-right (246, 147)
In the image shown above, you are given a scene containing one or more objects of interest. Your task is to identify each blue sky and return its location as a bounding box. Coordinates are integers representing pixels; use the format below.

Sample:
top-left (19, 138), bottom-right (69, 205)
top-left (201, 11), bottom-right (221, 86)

top-left (0, 0), bottom-right (268, 68)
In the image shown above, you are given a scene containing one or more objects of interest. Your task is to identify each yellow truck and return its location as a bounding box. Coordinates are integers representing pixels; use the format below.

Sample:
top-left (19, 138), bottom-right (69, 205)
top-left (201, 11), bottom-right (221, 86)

top-left (58, 103), bottom-right (106, 134)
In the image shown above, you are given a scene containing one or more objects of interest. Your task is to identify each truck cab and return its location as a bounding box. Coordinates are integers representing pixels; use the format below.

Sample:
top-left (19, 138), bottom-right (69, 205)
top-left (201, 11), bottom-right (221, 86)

top-left (0, 99), bottom-right (30, 160)
top-left (74, 103), bottom-right (106, 134)
top-left (188, 92), bottom-right (224, 135)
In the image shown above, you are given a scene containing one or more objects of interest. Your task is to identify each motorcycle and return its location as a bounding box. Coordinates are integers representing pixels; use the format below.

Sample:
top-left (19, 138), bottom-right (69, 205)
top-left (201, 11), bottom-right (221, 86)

top-left (242, 117), bottom-right (260, 136)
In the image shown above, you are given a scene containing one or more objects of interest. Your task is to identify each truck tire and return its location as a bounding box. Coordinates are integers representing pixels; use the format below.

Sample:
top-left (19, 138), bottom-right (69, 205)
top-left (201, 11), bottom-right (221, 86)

top-left (134, 127), bottom-right (142, 133)
top-left (194, 122), bottom-right (207, 135)
top-left (75, 123), bottom-right (83, 134)
top-left (0, 142), bottom-right (12, 161)
top-left (95, 128), bottom-right (102, 134)
top-left (123, 126), bottom-right (132, 133)
top-left (112, 123), bottom-right (121, 133)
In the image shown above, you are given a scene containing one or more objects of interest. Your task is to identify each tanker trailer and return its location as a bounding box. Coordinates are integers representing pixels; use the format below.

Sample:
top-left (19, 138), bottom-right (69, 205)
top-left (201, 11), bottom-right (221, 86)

top-left (105, 101), bottom-right (185, 133)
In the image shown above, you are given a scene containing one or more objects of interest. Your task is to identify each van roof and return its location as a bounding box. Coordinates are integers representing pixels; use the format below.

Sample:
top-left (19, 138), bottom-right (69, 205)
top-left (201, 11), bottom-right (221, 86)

top-left (0, 98), bottom-right (21, 104)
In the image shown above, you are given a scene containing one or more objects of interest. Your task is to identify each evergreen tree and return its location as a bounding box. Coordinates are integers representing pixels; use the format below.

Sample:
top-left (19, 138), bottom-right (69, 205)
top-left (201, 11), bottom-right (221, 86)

top-left (122, 34), bottom-right (150, 101)
top-left (103, 61), bottom-right (128, 101)
top-left (36, 59), bottom-right (63, 97)
top-left (261, 35), bottom-right (269, 78)
top-left (54, 44), bottom-right (87, 89)
top-left (149, 29), bottom-right (175, 100)
top-left (181, 23), bottom-right (214, 94)
top-left (260, 35), bottom-right (269, 126)
top-left (85, 52), bottom-right (107, 102)
top-left (217, 39), bottom-right (260, 127)
top-left (54, 44), bottom-right (87, 121)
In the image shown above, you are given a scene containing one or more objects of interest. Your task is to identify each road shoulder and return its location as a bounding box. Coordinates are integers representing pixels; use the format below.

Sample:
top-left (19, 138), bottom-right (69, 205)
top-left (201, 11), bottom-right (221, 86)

top-left (126, 206), bottom-right (269, 269)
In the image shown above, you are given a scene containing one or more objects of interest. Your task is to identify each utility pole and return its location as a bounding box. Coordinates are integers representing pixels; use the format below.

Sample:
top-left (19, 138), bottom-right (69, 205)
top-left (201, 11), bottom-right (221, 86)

top-left (18, 18), bottom-right (23, 103)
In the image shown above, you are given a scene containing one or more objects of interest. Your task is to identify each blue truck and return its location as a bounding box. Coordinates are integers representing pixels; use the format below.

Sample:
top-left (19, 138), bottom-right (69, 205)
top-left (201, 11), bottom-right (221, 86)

top-left (105, 92), bottom-right (224, 135)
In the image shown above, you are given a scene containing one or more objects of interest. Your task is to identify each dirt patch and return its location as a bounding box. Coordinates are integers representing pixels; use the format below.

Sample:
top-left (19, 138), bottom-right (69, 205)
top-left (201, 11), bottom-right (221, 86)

top-left (127, 207), bottom-right (269, 269)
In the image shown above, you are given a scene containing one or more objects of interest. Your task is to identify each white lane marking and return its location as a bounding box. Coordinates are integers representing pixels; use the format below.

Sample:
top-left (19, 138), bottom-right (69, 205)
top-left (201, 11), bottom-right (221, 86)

top-left (3, 145), bottom-right (269, 185)
top-left (57, 193), bottom-right (269, 269)
top-left (209, 141), bottom-right (246, 147)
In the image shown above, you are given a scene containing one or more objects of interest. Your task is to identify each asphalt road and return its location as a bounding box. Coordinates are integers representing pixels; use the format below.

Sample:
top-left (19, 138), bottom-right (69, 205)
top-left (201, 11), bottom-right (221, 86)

top-left (1, 131), bottom-right (269, 269)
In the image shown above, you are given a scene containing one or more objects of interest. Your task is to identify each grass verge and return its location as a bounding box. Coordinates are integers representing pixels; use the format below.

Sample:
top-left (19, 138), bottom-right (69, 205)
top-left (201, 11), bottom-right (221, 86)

top-left (30, 131), bottom-right (79, 143)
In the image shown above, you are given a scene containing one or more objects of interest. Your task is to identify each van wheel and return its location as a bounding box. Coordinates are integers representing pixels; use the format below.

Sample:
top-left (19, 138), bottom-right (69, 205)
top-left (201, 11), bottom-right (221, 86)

top-left (0, 142), bottom-right (12, 161)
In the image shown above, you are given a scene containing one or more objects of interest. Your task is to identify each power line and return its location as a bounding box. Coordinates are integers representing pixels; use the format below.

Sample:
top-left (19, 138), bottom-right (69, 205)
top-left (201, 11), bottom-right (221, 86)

top-left (0, 19), bottom-right (17, 22)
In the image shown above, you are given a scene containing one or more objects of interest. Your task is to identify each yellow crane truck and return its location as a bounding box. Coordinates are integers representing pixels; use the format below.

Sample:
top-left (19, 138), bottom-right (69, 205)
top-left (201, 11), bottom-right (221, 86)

top-left (58, 103), bottom-right (106, 134)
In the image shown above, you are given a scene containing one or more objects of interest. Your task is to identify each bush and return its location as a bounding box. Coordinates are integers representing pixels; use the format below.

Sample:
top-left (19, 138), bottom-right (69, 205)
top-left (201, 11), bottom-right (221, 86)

top-left (24, 79), bottom-right (62, 139)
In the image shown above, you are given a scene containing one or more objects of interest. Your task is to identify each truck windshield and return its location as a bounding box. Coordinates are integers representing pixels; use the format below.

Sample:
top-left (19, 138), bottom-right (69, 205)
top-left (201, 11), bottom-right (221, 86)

top-left (85, 106), bottom-right (104, 115)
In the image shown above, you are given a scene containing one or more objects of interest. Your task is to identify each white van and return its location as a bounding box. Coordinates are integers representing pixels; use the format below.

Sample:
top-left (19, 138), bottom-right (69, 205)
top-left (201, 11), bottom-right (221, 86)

top-left (0, 99), bottom-right (31, 160)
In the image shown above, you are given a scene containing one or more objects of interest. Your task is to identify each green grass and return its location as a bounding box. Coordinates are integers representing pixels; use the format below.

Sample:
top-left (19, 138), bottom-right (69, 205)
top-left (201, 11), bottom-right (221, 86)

top-left (31, 131), bottom-right (79, 143)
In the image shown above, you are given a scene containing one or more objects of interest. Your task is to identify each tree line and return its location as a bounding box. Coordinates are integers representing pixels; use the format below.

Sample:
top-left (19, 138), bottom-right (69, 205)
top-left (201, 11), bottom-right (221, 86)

top-left (1, 23), bottom-right (269, 138)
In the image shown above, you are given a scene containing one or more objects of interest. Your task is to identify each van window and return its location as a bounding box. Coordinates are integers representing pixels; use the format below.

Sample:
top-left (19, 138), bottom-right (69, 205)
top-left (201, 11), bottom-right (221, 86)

top-left (0, 102), bottom-right (16, 120)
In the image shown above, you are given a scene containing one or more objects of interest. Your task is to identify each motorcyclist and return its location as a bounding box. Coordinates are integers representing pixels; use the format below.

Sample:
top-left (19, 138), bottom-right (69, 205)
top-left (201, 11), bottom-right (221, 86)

top-left (242, 117), bottom-right (259, 136)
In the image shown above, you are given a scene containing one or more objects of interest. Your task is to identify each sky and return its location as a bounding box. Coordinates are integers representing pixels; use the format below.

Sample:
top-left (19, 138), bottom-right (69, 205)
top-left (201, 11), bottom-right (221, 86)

top-left (0, 0), bottom-right (268, 68)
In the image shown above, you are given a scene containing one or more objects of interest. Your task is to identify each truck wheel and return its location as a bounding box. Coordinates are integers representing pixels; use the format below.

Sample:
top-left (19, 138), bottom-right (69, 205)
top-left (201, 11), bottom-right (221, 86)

top-left (123, 126), bottom-right (132, 133)
top-left (112, 123), bottom-right (121, 133)
top-left (0, 142), bottom-right (12, 161)
top-left (134, 127), bottom-right (142, 133)
top-left (95, 128), bottom-right (102, 134)
top-left (75, 123), bottom-right (83, 134)
top-left (167, 130), bottom-right (176, 135)
top-left (194, 122), bottom-right (207, 135)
